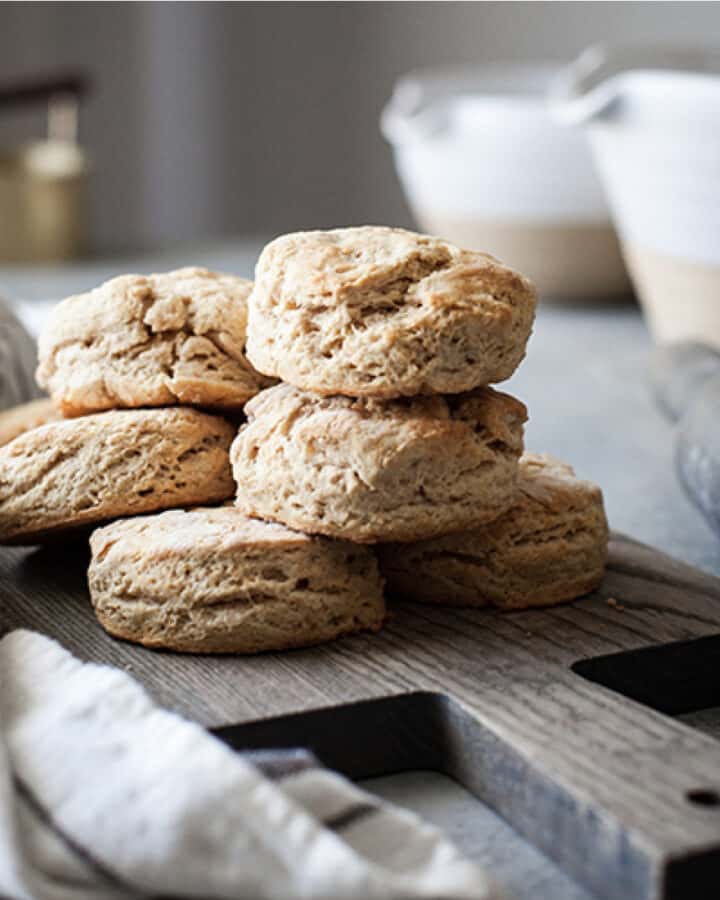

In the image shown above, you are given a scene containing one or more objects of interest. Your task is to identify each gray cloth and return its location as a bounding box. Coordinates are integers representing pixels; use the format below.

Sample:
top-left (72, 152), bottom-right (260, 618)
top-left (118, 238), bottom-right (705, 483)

top-left (652, 341), bottom-right (720, 538)
top-left (676, 372), bottom-right (720, 539)
top-left (0, 298), bottom-right (41, 411)
top-left (0, 630), bottom-right (493, 900)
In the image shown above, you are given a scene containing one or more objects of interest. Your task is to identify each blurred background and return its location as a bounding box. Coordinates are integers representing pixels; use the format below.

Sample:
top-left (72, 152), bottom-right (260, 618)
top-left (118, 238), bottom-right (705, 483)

top-left (2, 1), bottom-right (719, 253)
top-left (1, 1), bottom-right (720, 572)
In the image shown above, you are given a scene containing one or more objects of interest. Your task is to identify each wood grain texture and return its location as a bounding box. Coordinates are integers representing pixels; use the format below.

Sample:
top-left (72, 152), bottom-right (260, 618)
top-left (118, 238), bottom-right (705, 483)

top-left (2, 531), bottom-right (720, 900)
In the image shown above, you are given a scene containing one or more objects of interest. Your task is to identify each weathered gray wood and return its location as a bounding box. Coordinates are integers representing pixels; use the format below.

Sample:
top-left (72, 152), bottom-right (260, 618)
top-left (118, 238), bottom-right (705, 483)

top-left (2, 531), bottom-right (720, 900)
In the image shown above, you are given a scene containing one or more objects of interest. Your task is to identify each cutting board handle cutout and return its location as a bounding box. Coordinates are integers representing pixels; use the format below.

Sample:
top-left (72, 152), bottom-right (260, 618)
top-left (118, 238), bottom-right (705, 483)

top-left (573, 633), bottom-right (720, 721)
top-left (213, 690), bottom-right (720, 899)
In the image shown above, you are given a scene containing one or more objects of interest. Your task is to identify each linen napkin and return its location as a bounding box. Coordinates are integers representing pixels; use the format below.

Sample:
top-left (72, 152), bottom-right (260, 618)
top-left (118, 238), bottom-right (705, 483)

top-left (0, 298), bottom-right (41, 410)
top-left (0, 629), bottom-right (493, 900)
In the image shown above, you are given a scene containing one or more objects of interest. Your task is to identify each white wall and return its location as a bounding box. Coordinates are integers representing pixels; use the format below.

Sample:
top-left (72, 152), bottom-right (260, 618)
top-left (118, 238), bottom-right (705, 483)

top-left (2, 2), bottom-right (719, 250)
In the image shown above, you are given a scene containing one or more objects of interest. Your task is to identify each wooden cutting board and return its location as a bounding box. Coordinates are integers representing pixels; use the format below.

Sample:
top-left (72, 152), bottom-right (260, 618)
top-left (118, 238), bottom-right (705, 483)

top-left (2, 531), bottom-right (720, 900)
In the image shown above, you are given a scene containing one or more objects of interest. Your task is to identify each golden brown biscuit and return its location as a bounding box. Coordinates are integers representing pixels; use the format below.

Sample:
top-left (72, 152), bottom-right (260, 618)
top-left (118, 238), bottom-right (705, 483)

top-left (378, 454), bottom-right (608, 609)
top-left (36, 267), bottom-right (273, 416)
top-left (231, 382), bottom-right (526, 543)
top-left (246, 226), bottom-right (536, 398)
top-left (0, 398), bottom-right (60, 447)
top-left (88, 507), bottom-right (385, 653)
top-left (0, 408), bottom-right (235, 544)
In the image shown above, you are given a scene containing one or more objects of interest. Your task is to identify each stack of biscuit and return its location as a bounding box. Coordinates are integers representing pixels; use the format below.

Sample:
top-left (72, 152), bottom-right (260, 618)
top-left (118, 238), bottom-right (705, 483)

top-left (0, 228), bottom-right (608, 654)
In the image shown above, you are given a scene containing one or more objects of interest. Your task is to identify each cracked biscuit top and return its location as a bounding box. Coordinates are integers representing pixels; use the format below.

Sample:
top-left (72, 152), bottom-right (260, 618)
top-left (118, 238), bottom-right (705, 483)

top-left (246, 226), bottom-right (537, 398)
top-left (36, 267), bottom-right (274, 417)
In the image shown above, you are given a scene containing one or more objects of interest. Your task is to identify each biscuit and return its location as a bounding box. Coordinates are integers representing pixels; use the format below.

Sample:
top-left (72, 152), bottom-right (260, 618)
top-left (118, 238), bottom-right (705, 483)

top-left (36, 267), bottom-right (273, 416)
top-left (246, 226), bottom-right (536, 398)
top-left (88, 507), bottom-right (385, 653)
top-left (0, 398), bottom-right (60, 447)
top-left (0, 408), bottom-right (235, 544)
top-left (378, 454), bottom-right (608, 609)
top-left (231, 383), bottom-right (526, 543)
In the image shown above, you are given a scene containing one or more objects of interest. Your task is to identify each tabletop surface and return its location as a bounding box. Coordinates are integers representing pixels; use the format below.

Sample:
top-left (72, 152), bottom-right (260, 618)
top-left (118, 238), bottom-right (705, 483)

top-left (1, 236), bottom-right (717, 576)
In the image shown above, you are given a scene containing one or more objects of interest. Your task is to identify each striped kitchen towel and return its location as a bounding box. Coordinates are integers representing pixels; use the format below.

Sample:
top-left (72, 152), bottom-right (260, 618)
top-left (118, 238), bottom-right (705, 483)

top-left (0, 630), bottom-right (494, 900)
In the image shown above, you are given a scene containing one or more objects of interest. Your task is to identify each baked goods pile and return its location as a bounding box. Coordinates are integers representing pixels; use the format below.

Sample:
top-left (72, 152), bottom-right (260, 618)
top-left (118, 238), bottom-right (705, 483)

top-left (0, 229), bottom-right (608, 653)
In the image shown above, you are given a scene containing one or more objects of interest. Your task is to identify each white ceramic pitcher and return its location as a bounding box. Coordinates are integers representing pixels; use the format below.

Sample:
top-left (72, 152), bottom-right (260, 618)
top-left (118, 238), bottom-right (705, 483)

top-left (381, 63), bottom-right (631, 301)
top-left (554, 44), bottom-right (720, 347)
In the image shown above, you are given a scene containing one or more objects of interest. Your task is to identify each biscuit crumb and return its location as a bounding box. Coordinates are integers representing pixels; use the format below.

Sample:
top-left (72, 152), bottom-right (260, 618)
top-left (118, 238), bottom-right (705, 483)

top-left (607, 597), bottom-right (625, 610)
